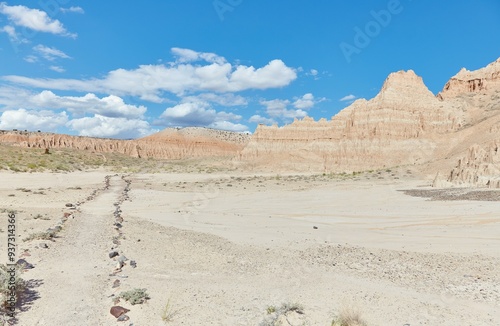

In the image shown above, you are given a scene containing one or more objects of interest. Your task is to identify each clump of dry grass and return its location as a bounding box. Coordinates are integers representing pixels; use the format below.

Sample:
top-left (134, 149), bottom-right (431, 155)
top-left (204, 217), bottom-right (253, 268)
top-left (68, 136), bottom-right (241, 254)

top-left (331, 305), bottom-right (367, 326)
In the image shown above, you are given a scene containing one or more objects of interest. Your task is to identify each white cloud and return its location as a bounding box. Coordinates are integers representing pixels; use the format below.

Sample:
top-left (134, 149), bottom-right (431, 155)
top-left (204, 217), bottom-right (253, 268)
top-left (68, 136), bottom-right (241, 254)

top-left (60, 6), bottom-right (84, 14)
top-left (0, 88), bottom-right (147, 120)
top-left (0, 25), bottom-right (24, 43)
top-left (0, 85), bottom-right (33, 107)
top-left (30, 91), bottom-right (147, 119)
top-left (67, 114), bottom-right (155, 139)
top-left (310, 69), bottom-right (318, 76)
top-left (293, 93), bottom-right (315, 109)
top-left (228, 60), bottom-right (296, 91)
top-left (340, 94), bottom-right (357, 102)
top-left (208, 121), bottom-right (248, 132)
top-left (249, 114), bottom-right (276, 125)
top-left (182, 93), bottom-right (247, 106)
top-left (49, 66), bottom-right (65, 73)
top-left (34, 44), bottom-right (70, 61)
top-left (0, 2), bottom-right (75, 37)
top-left (24, 55), bottom-right (38, 63)
top-left (156, 100), bottom-right (247, 132)
top-left (171, 47), bottom-right (226, 65)
top-left (260, 97), bottom-right (311, 120)
top-left (158, 102), bottom-right (215, 127)
top-left (3, 48), bottom-right (297, 100)
top-left (0, 108), bottom-right (68, 130)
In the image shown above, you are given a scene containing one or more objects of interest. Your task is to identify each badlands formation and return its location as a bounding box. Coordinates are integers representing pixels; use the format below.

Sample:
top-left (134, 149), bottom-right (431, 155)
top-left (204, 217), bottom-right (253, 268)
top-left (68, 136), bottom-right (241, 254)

top-left (1, 57), bottom-right (499, 186)
top-left (0, 57), bottom-right (499, 325)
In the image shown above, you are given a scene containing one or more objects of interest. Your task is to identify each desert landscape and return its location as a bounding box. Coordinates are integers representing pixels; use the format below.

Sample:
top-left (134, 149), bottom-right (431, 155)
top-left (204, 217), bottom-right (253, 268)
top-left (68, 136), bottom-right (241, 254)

top-left (0, 56), bottom-right (499, 326)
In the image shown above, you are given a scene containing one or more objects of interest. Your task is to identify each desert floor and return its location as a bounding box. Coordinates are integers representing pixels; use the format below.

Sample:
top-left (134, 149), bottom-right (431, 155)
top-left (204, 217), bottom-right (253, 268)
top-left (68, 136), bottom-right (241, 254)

top-left (1, 168), bottom-right (499, 325)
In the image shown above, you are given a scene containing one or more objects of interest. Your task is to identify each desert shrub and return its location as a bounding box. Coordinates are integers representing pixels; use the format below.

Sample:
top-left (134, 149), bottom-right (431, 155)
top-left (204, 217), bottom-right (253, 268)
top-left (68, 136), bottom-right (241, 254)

top-left (260, 302), bottom-right (304, 326)
top-left (331, 305), bottom-right (367, 326)
top-left (0, 264), bottom-right (26, 311)
top-left (23, 229), bottom-right (57, 242)
top-left (119, 288), bottom-right (150, 305)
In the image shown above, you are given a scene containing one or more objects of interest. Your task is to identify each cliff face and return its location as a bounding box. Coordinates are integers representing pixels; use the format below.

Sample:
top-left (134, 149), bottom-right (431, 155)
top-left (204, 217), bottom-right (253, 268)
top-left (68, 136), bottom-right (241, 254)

top-left (438, 58), bottom-right (500, 99)
top-left (447, 141), bottom-right (500, 188)
top-left (241, 70), bottom-right (465, 172)
top-left (440, 57), bottom-right (500, 188)
top-left (0, 128), bottom-right (250, 160)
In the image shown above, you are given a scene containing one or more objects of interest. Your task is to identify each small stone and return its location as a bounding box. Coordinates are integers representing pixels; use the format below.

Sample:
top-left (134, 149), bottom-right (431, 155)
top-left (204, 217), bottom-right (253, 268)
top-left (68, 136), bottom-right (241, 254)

top-left (130, 260), bottom-right (137, 268)
top-left (117, 255), bottom-right (128, 263)
top-left (313, 226), bottom-right (318, 229)
top-left (117, 314), bottom-right (130, 322)
top-left (112, 279), bottom-right (120, 288)
top-left (17, 259), bottom-right (34, 269)
top-left (110, 306), bottom-right (129, 318)
top-left (40, 243), bottom-right (49, 249)
top-left (109, 251), bottom-right (119, 259)
top-left (65, 203), bottom-right (73, 207)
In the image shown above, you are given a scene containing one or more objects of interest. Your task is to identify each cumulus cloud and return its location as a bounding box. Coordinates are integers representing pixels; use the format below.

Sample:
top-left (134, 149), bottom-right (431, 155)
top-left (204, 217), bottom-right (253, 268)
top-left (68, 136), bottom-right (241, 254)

top-left (156, 100), bottom-right (248, 132)
top-left (0, 108), bottom-right (68, 130)
top-left (158, 102), bottom-right (216, 127)
top-left (249, 114), bottom-right (276, 125)
top-left (0, 88), bottom-right (147, 120)
top-left (34, 44), bottom-right (71, 61)
top-left (340, 94), bottom-right (357, 102)
top-left (67, 114), bottom-right (155, 139)
top-left (0, 2), bottom-right (75, 37)
top-left (3, 48), bottom-right (297, 101)
top-left (181, 93), bottom-right (247, 107)
top-left (30, 90), bottom-right (147, 119)
top-left (209, 121), bottom-right (249, 132)
top-left (260, 99), bottom-right (307, 120)
top-left (293, 93), bottom-right (315, 109)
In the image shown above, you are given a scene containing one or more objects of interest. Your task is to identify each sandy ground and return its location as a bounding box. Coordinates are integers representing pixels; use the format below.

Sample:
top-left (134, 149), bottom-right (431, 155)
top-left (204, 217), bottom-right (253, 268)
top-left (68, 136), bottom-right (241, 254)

top-left (0, 169), bottom-right (499, 325)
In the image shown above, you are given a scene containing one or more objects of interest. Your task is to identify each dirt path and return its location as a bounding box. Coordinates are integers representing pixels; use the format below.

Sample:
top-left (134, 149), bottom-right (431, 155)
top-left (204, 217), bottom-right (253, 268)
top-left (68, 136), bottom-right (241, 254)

top-left (17, 175), bottom-right (125, 326)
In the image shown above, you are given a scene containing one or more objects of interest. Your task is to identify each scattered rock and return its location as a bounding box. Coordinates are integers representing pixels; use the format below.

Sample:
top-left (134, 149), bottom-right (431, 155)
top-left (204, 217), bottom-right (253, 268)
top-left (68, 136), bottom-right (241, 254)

top-left (117, 255), bottom-right (128, 264)
top-left (117, 314), bottom-right (130, 322)
top-left (113, 279), bottom-right (121, 288)
top-left (40, 243), bottom-right (49, 249)
top-left (130, 260), bottom-right (137, 268)
top-left (17, 258), bottom-right (34, 269)
top-left (110, 306), bottom-right (129, 318)
top-left (109, 251), bottom-right (119, 259)
top-left (65, 203), bottom-right (73, 207)
top-left (313, 226), bottom-right (318, 229)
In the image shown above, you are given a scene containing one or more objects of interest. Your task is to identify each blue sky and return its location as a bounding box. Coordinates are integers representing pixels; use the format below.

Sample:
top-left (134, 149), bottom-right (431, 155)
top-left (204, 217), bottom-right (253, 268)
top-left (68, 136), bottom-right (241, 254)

top-left (0, 0), bottom-right (499, 138)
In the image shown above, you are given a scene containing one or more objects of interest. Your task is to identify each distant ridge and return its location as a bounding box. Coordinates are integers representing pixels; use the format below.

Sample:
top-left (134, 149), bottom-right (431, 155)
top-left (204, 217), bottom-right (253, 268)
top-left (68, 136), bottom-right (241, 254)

top-left (1, 57), bottom-right (500, 187)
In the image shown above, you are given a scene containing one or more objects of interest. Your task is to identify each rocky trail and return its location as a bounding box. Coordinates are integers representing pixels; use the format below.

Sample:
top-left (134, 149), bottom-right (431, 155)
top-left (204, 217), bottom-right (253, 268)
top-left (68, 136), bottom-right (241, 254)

top-left (16, 175), bottom-right (132, 326)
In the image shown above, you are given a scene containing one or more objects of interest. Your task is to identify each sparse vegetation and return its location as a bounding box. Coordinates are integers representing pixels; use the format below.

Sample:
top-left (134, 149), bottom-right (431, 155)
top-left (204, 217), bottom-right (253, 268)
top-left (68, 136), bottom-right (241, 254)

top-left (118, 288), bottom-right (150, 305)
top-left (260, 302), bottom-right (305, 326)
top-left (161, 297), bottom-right (183, 323)
top-left (331, 305), bottom-right (367, 326)
top-left (33, 214), bottom-right (50, 221)
top-left (23, 229), bottom-right (58, 242)
top-left (0, 264), bottom-right (26, 312)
